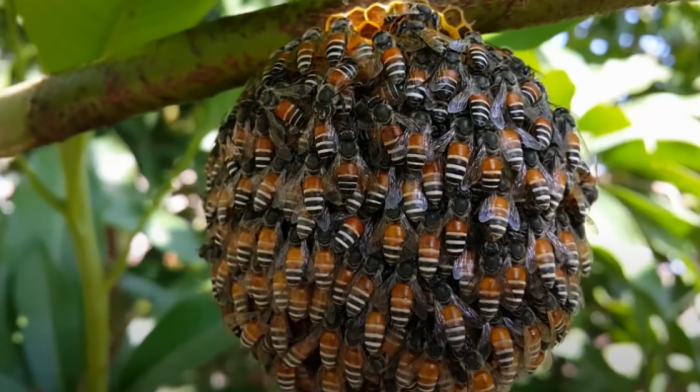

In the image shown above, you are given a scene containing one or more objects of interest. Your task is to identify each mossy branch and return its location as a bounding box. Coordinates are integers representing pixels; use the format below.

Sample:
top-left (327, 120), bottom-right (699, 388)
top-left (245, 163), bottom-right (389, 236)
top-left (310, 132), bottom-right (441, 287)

top-left (0, 0), bottom-right (676, 157)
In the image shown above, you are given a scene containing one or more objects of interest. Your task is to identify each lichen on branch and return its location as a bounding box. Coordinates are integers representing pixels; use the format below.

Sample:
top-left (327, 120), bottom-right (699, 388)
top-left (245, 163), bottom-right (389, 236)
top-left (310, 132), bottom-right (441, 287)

top-left (0, 0), bottom-right (675, 157)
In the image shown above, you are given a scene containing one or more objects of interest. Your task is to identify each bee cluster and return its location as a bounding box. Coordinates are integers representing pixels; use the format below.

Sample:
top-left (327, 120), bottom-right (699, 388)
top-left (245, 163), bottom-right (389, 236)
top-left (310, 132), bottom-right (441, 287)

top-left (200, 2), bottom-right (598, 392)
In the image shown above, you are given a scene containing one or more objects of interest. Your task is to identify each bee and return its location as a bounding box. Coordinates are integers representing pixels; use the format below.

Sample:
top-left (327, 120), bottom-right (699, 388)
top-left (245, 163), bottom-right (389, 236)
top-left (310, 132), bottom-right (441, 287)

top-left (246, 264), bottom-right (271, 310)
top-left (269, 312), bottom-right (290, 354)
top-left (312, 229), bottom-right (336, 292)
top-left (404, 48), bottom-right (434, 108)
top-left (332, 248), bottom-right (364, 306)
top-left (326, 133), bottom-right (370, 204)
top-left (312, 120), bottom-right (338, 161)
top-left (552, 107), bottom-right (588, 171)
top-left (232, 160), bottom-right (256, 210)
top-left (417, 209), bottom-right (444, 280)
top-left (533, 237), bottom-right (556, 289)
top-left (478, 183), bottom-right (520, 242)
top-left (320, 316), bottom-right (342, 369)
top-left (324, 17), bottom-right (356, 67)
top-left (395, 19), bottom-right (448, 54)
top-left (430, 50), bottom-right (468, 102)
top-left (212, 260), bottom-right (230, 305)
top-left (553, 267), bottom-right (569, 306)
top-left (373, 30), bottom-right (406, 85)
top-left (225, 311), bottom-right (270, 350)
top-left (453, 246), bottom-right (478, 298)
top-left (556, 212), bottom-right (580, 276)
top-left (445, 119), bottom-right (473, 187)
top-left (297, 27), bottom-right (322, 74)
top-left (347, 34), bottom-right (382, 81)
top-left (274, 360), bottom-right (296, 391)
top-left (364, 153), bottom-right (400, 214)
top-left (205, 185), bottom-right (233, 225)
top-left (468, 132), bottom-right (503, 193)
top-left (283, 325), bottom-right (323, 367)
top-left (476, 275), bottom-right (501, 321)
top-left (295, 207), bottom-right (317, 240)
top-left (350, 307), bottom-right (387, 355)
top-left (578, 231), bottom-right (593, 277)
top-left (288, 283), bottom-right (311, 321)
top-left (232, 210), bottom-right (262, 271)
top-left (384, 2), bottom-right (441, 31)
top-left (373, 261), bottom-right (428, 330)
top-left (370, 206), bottom-right (418, 265)
top-left (577, 162), bottom-right (599, 204)
top-left (271, 96), bottom-right (308, 133)
top-left (310, 284), bottom-right (332, 324)
top-left (345, 255), bottom-right (383, 317)
top-left (333, 215), bottom-right (366, 253)
top-left (459, 32), bottom-right (490, 72)
top-left (281, 227), bottom-right (309, 288)
top-left (402, 176), bottom-right (429, 223)
top-left (444, 197), bottom-right (471, 258)
top-left (531, 116), bottom-right (554, 150)
top-left (396, 329), bottom-right (426, 389)
top-left (565, 274), bottom-right (583, 313)
top-left (340, 327), bottom-right (366, 389)
top-left (521, 80), bottom-right (546, 107)
top-left (314, 60), bottom-right (359, 121)
top-left (503, 265), bottom-right (527, 311)
top-left (491, 65), bottom-right (526, 130)
top-left (369, 325), bottom-right (406, 375)
top-left (412, 343), bottom-right (450, 392)
top-left (433, 282), bottom-right (483, 352)
top-left (522, 149), bottom-right (553, 211)
top-left (260, 43), bottom-right (290, 86)
top-left (299, 154), bottom-right (326, 217)
top-left (253, 157), bottom-right (288, 212)
top-left (319, 367), bottom-right (342, 392)
top-left (407, 111), bottom-right (432, 171)
top-left (427, 100), bottom-right (449, 124)
top-left (256, 208), bottom-right (282, 270)
top-left (422, 160), bottom-right (444, 206)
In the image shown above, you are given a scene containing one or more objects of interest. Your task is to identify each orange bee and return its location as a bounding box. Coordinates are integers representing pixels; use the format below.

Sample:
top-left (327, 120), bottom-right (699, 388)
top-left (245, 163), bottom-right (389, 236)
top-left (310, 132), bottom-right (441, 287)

top-left (478, 188), bottom-right (520, 242)
top-left (269, 312), bottom-right (290, 354)
top-left (345, 256), bottom-right (383, 317)
top-left (332, 249), bottom-right (364, 306)
top-left (332, 215), bottom-right (365, 253)
top-left (372, 261), bottom-right (428, 330)
top-left (433, 282), bottom-right (483, 351)
top-left (313, 229), bottom-right (336, 292)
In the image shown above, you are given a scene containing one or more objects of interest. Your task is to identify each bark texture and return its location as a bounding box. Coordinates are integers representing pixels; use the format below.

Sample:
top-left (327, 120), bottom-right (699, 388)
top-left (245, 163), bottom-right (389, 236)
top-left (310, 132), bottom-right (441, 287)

top-left (0, 0), bottom-right (676, 157)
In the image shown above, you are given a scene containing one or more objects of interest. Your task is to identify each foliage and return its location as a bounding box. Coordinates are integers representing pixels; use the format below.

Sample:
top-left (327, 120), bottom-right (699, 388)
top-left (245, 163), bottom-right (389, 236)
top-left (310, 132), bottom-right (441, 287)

top-left (0, 1), bottom-right (699, 392)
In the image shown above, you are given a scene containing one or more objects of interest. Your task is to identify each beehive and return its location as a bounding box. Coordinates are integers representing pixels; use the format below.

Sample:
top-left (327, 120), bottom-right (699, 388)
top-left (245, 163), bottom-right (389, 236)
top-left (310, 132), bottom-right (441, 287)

top-left (200, 2), bottom-right (598, 391)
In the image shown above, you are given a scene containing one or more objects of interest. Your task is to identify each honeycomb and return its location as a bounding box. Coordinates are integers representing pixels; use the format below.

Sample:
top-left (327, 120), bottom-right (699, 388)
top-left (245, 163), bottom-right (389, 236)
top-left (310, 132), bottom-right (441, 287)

top-left (201, 2), bottom-right (598, 392)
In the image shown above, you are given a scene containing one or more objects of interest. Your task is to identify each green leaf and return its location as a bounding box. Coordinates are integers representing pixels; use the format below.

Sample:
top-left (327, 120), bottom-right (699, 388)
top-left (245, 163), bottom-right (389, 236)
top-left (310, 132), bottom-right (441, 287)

top-left (483, 18), bottom-right (582, 50)
top-left (578, 104), bottom-right (632, 135)
top-left (603, 184), bottom-right (699, 241)
top-left (12, 247), bottom-right (76, 392)
top-left (115, 295), bottom-right (237, 392)
top-left (541, 70), bottom-right (575, 108)
top-left (0, 374), bottom-right (29, 392)
top-left (145, 210), bottom-right (203, 263)
top-left (16, 0), bottom-right (219, 72)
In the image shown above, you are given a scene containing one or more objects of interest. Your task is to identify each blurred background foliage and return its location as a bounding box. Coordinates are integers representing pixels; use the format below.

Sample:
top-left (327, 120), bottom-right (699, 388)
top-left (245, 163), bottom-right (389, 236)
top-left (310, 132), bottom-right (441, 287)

top-left (1, 0), bottom-right (700, 391)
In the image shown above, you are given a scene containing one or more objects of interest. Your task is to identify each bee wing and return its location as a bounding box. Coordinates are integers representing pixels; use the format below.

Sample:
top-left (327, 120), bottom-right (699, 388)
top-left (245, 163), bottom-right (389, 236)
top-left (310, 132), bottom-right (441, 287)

top-left (452, 248), bottom-right (476, 280)
top-left (454, 293), bottom-right (485, 328)
top-left (396, 36), bottom-right (426, 53)
top-left (513, 126), bottom-right (542, 150)
top-left (419, 30), bottom-right (447, 54)
top-left (477, 323), bottom-right (492, 358)
top-left (437, 360), bottom-right (455, 392)
top-left (408, 278), bottom-right (429, 320)
top-left (507, 197), bottom-right (521, 231)
top-left (478, 192), bottom-right (498, 223)
top-left (447, 39), bottom-right (469, 53)
top-left (466, 145), bottom-right (487, 186)
top-left (490, 83), bottom-right (507, 130)
top-left (447, 88), bottom-right (471, 114)
top-left (370, 272), bottom-right (396, 313)
top-left (368, 214), bottom-right (389, 255)
top-left (386, 168), bottom-right (403, 207)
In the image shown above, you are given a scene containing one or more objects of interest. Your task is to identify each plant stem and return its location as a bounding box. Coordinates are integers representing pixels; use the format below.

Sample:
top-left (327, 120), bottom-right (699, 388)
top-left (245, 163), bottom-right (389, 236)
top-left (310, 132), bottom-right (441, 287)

top-left (14, 154), bottom-right (66, 214)
top-left (104, 113), bottom-right (210, 290)
top-left (59, 134), bottom-right (109, 392)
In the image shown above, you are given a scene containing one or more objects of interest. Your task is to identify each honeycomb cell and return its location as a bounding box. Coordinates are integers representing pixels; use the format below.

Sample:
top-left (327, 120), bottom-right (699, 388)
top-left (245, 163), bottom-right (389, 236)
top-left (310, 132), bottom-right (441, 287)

top-left (443, 7), bottom-right (464, 28)
top-left (366, 4), bottom-right (388, 26)
top-left (358, 21), bottom-right (381, 39)
top-left (347, 7), bottom-right (367, 29)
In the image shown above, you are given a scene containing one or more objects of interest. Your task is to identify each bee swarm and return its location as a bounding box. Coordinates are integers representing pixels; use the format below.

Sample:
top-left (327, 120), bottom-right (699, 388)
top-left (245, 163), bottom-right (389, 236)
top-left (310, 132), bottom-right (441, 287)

top-left (201, 2), bottom-right (598, 392)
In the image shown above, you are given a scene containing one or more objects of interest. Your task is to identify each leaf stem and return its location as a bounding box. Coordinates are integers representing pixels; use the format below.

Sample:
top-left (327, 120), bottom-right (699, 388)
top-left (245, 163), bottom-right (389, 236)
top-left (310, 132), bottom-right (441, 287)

top-left (14, 154), bottom-right (67, 214)
top-left (59, 134), bottom-right (109, 392)
top-left (103, 115), bottom-right (209, 290)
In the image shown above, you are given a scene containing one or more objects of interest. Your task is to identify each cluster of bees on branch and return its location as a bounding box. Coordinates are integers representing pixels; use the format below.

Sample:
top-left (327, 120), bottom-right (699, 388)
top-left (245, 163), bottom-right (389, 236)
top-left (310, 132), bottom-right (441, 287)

top-left (200, 2), bottom-right (599, 392)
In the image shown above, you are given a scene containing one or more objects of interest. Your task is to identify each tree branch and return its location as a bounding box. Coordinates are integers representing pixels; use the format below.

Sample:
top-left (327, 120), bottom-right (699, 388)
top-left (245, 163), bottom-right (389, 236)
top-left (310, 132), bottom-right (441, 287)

top-left (0, 0), bottom-right (675, 157)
